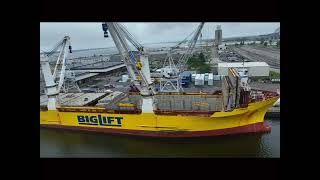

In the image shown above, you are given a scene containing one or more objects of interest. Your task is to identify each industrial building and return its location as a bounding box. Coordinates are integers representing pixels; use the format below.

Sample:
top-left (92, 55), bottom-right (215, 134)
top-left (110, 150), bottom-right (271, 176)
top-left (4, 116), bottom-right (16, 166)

top-left (215, 25), bottom-right (222, 46)
top-left (218, 62), bottom-right (270, 77)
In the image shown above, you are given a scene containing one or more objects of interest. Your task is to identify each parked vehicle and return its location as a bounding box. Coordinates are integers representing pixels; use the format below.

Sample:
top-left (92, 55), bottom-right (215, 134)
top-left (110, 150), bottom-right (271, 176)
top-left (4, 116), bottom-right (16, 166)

top-left (104, 84), bottom-right (115, 88)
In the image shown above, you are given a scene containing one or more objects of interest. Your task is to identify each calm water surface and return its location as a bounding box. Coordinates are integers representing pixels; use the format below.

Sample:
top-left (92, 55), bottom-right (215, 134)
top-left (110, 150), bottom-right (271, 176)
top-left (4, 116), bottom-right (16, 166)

top-left (40, 119), bottom-right (280, 158)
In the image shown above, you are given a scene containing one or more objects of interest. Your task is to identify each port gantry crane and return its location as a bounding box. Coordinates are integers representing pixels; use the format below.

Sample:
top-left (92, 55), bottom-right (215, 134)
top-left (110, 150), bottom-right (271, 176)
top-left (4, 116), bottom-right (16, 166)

top-left (102, 22), bottom-right (154, 96)
top-left (159, 22), bottom-right (205, 92)
top-left (40, 36), bottom-right (73, 110)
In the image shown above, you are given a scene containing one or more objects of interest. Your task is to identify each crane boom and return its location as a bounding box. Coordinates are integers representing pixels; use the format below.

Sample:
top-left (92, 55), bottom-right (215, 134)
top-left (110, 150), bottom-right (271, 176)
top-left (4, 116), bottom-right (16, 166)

top-left (177, 22), bottom-right (205, 72)
top-left (161, 22), bottom-right (205, 79)
top-left (118, 24), bottom-right (144, 52)
top-left (53, 36), bottom-right (71, 91)
top-left (102, 22), bottom-right (153, 96)
top-left (40, 36), bottom-right (72, 110)
top-left (172, 28), bottom-right (197, 50)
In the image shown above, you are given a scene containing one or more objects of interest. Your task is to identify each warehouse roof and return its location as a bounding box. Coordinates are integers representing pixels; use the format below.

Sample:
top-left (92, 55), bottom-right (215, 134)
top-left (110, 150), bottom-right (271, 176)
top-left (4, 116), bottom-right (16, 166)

top-left (75, 73), bottom-right (99, 81)
top-left (71, 61), bottom-right (123, 70)
top-left (218, 62), bottom-right (269, 67)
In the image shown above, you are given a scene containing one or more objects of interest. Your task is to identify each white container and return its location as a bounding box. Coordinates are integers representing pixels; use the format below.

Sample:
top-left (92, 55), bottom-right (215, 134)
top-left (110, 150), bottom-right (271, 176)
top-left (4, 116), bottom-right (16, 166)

top-left (204, 73), bottom-right (209, 81)
top-left (194, 74), bottom-right (199, 85)
top-left (195, 74), bottom-right (200, 85)
top-left (208, 73), bottom-right (214, 85)
top-left (195, 74), bottom-right (204, 86)
top-left (122, 75), bottom-right (129, 82)
top-left (200, 74), bottom-right (205, 85)
top-left (191, 74), bottom-right (196, 82)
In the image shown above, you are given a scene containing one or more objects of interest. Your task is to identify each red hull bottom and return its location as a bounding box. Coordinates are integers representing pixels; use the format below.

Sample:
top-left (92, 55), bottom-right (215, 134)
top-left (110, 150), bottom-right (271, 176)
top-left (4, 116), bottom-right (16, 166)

top-left (40, 122), bottom-right (271, 138)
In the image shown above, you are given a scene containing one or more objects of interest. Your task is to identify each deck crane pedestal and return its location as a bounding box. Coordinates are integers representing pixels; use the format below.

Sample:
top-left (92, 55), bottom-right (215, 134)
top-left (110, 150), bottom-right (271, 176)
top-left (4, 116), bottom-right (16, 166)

top-left (102, 22), bottom-right (154, 96)
top-left (159, 51), bottom-right (181, 92)
top-left (40, 36), bottom-right (73, 110)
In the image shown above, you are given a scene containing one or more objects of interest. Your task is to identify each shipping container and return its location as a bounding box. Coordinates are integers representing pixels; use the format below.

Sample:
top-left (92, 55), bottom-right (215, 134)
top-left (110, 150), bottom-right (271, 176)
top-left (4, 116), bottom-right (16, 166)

top-left (180, 71), bottom-right (192, 87)
top-left (204, 73), bottom-right (209, 82)
top-left (195, 74), bottom-right (204, 86)
top-left (191, 74), bottom-right (196, 82)
top-left (208, 73), bottom-right (214, 85)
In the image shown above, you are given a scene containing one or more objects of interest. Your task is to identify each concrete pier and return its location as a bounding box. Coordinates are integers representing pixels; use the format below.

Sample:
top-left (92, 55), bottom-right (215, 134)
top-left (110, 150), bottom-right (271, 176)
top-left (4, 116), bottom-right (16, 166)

top-left (266, 107), bottom-right (280, 118)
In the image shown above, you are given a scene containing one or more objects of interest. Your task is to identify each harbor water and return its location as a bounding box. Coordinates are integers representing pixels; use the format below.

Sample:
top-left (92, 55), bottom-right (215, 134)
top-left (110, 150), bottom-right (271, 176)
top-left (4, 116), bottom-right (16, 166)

top-left (40, 118), bottom-right (280, 158)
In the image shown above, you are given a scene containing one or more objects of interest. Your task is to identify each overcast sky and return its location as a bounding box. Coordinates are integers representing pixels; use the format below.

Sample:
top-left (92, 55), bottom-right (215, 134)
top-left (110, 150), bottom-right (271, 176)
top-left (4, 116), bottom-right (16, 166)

top-left (40, 22), bottom-right (280, 51)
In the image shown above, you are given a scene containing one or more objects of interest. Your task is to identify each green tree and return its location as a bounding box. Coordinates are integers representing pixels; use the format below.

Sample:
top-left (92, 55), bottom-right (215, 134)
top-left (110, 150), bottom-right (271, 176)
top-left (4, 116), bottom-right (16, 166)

top-left (187, 55), bottom-right (196, 67)
top-left (186, 53), bottom-right (211, 72)
top-left (260, 39), bottom-right (264, 44)
top-left (264, 42), bottom-right (268, 47)
top-left (199, 52), bottom-right (205, 63)
top-left (269, 40), bottom-right (272, 46)
top-left (199, 64), bottom-right (211, 73)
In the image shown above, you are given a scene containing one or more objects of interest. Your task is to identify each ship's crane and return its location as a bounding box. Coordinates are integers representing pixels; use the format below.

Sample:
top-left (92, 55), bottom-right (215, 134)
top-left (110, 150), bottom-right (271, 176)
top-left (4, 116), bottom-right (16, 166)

top-left (176, 22), bottom-right (205, 73)
top-left (40, 36), bottom-right (72, 110)
top-left (161, 28), bottom-right (197, 78)
top-left (159, 22), bottom-right (204, 92)
top-left (117, 23), bottom-right (144, 52)
top-left (162, 22), bottom-right (205, 78)
top-left (102, 22), bottom-right (154, 96)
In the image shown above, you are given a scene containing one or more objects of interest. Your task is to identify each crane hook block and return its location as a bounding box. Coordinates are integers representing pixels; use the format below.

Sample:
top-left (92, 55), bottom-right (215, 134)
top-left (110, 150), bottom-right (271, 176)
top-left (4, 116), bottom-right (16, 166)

top-left (102, 23), bottom-right (109, 38)
top-left (102, 23), bottom-right (108, 31)
top-left (104, 32), bottom-right (109, 38)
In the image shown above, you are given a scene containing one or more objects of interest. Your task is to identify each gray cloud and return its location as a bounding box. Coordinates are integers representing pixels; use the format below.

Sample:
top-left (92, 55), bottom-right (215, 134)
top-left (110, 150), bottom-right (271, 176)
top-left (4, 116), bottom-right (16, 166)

top-left (40, 22), bottom-right (279, 51)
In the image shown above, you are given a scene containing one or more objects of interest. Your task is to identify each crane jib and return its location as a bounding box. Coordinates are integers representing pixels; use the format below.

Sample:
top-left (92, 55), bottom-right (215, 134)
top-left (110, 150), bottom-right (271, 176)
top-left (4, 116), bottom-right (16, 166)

top-left (103, 22), bottom-right (153, 96)
top-left (129, 51), bottom-right (137, 64)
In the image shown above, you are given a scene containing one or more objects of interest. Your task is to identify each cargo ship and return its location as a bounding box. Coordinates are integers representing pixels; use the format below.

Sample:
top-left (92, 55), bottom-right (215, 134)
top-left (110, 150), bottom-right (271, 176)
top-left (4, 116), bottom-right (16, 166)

top-left (40, 68), bottom-right (279, 138)
top-left (40, 23), bottom-right (279, 138)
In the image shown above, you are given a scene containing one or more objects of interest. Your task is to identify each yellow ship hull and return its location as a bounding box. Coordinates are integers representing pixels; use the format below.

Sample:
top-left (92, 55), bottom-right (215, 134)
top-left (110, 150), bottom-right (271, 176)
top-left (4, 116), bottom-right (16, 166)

top-left (40, 96), bottom-right (279, 138)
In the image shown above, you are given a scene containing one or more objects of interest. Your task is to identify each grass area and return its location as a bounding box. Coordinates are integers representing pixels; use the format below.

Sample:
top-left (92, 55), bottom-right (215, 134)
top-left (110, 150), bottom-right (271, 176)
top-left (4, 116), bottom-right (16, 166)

top-left (187, 52), bottom-right (211, 73)
top-left (270, 71), bottom-right (280, 79)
